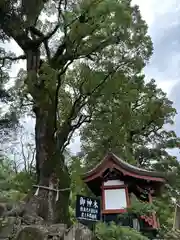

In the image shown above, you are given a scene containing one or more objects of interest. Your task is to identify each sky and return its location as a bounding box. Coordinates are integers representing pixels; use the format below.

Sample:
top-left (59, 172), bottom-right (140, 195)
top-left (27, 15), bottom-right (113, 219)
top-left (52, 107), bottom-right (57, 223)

top-left (133, 0), bottom-right (179, 94)
top-left (4, 0), bottom-right (180, 157)
top-left (132, 0), bottom-right (180, 158)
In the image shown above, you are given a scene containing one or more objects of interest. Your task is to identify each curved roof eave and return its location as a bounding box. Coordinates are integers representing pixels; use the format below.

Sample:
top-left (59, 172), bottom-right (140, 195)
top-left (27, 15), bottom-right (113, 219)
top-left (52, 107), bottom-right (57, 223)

top-left (82, 152), bottom-right (167, 182)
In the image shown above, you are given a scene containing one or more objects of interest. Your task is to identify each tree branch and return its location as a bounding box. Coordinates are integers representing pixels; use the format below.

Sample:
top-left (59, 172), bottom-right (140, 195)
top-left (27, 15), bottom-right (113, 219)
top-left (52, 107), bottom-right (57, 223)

top-left (52, 0), bottom-right (104, 66)
top-left (44, 24), bottom-right (60, 41)
top-left (20, 136), bottom-right (27, 172)
top-left (62, 114), bottom-right (92, 151)
top-left (0, 55), bottom-right (26, 66)
top-left (65, 65), bottom-right (120, 126)
top-left (0, 0), bottom-right (58, 51)
top-left (57, 66), bottom-right (121, 151)
top-left (52, 31), bottom-right (121, 71)
top-left (30, 22), bottom-right (60, 42)
top-left (44, 41), bottom-right (51, 61)
top-left (30, 23), bottom-right (60, 60)
top-left (29, 147), bottom-right (36, 175)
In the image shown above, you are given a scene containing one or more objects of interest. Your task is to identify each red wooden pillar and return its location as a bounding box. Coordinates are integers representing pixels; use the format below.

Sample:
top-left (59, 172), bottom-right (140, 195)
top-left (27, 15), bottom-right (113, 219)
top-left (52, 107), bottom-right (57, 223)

top-left (148, 191), bottom-right (159, 229)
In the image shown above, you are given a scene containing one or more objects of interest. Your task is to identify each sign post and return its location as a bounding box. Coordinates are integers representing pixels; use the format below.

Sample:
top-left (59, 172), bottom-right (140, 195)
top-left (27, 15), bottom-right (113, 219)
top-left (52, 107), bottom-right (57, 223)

top-left (76, 195), bottom-right (101, 223)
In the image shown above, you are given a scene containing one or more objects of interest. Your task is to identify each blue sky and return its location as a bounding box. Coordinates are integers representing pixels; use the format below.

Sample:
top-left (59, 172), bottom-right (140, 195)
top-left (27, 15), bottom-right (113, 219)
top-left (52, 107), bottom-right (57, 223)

top-left (5, 0), bottom-right (180, 157)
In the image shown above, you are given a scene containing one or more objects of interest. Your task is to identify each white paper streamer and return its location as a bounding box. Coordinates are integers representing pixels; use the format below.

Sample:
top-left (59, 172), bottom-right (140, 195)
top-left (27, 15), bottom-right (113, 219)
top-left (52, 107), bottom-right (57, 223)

top-left (34, 186), bottom-right (40, 196)
top-left (55, 190), bottom-right (59, 202)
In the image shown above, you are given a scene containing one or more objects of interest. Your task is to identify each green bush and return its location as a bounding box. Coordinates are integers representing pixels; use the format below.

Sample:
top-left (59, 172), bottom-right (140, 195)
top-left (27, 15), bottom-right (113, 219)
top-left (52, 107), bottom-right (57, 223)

top-left (95, 222), bottom-right (149, 240)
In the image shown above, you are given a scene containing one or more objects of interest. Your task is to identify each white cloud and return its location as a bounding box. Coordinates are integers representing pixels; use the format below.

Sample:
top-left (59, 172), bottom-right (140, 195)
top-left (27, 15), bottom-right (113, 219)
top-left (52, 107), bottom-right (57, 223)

top-left (133, 0), bottom-right (179, 26)
top-left (133, 0), bottom-right (179, 96)
top-left (135, 0), bottom-right (180, 159)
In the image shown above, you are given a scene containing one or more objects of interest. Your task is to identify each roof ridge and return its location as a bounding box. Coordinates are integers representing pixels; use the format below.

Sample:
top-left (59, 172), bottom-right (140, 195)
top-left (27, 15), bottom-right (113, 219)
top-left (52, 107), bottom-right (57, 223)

top-left (82, 152), bottom-right (167, 181)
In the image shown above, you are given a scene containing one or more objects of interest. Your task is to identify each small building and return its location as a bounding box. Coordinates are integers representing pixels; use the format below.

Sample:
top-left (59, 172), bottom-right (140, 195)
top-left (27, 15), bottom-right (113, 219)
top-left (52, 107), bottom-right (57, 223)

top-left (82, 152), bottom-right (166, 238)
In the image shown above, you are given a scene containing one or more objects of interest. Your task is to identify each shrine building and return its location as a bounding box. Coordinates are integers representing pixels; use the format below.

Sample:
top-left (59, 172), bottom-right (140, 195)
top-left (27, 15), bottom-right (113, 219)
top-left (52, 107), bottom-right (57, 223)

top-left (82, 152), bottom-right (167, 238)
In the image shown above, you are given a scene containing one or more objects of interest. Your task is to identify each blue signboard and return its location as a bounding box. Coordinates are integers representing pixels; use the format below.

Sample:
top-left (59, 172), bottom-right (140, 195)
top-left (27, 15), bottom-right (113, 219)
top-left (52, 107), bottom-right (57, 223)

top-left (76, 195), bottom-right (101, 222)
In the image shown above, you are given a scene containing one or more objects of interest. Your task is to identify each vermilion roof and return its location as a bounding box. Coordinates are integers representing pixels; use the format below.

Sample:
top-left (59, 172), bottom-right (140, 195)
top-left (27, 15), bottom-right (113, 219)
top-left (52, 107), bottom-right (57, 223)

top-left (82, 152), bottom-right (166, 183)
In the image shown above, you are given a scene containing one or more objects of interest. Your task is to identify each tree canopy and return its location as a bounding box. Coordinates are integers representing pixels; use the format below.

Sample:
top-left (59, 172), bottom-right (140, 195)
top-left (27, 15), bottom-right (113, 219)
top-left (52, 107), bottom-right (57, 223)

top-left (80, 75), bottom-right (179, 168)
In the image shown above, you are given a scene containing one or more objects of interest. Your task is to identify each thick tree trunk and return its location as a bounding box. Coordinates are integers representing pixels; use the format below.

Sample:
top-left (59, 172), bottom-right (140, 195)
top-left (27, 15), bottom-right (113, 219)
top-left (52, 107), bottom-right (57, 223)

top-left (33, 105), bottom-right (71, 224)
top-left (25, 50), bottom-right (71, 225)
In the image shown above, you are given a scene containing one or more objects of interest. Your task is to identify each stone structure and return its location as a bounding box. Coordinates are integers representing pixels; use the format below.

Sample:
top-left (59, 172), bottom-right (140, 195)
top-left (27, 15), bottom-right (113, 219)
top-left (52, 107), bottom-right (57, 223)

top-left (0, 219), bottom-right (92, 240)
top-left (0, 213), bottom-right (92, 240)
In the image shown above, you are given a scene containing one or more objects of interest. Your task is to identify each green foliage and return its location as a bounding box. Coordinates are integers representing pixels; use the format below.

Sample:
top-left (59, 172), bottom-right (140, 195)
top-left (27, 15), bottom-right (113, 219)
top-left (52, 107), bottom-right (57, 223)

top-left (0, 153), bottom-right (35, 202)
top-left (0, 47), bottom-right (19, 142)
top-left (69, 155), bottom-right (95, 222)
top-left (0, 155), bottom-right (21, 201)
top-left (81, 76), bottom-right (178, 168)
top-left (95, 222), bottom-right (149, 240)
top-left (127, 198), bottom-right (157, 216)
top-left (153, 196), bottom-right (174, 233)
top-left (164, 229), bottom-right (180, 240)
top-left (12, 171), bottom-right (36, 194)
top-left (69, 156), bottom-right (85, 221)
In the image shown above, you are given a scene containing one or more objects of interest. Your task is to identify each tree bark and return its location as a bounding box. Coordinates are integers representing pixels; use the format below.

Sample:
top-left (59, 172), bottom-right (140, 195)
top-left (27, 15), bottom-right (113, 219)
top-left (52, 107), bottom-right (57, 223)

top-left (24, 49), bottom-right (71, 225)
top-left (33, 105), bottom-right (71, 224)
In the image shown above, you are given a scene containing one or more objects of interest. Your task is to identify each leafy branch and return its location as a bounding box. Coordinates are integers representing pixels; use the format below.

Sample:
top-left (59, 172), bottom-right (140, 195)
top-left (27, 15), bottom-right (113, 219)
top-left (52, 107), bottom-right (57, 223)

top-left (58, 65), bottom-right (121, 151)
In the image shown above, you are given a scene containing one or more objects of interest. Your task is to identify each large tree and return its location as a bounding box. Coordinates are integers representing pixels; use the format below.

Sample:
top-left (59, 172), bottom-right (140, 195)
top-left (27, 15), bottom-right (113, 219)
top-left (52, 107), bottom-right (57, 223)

top-left (0, 0), bottom-right (152, 223)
